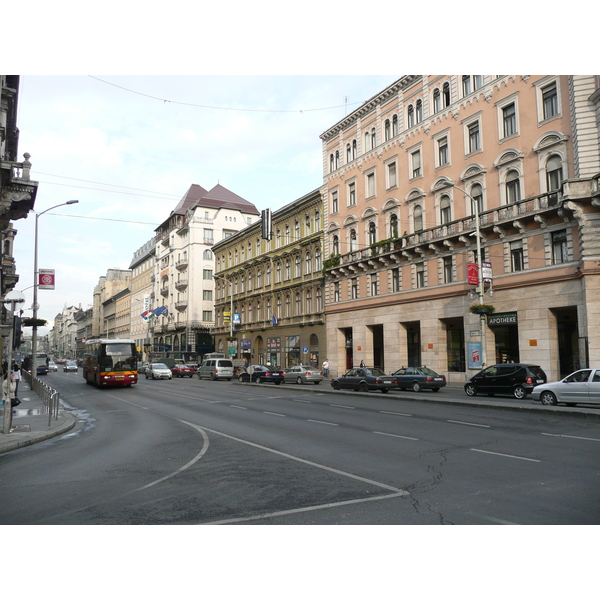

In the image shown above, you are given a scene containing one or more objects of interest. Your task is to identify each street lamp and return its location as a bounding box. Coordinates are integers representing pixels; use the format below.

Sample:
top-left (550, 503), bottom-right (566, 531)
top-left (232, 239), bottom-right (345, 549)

top-left (31, 200), bottom-right (79, 376)
top-left (441, 182), bottom-right (488, 367)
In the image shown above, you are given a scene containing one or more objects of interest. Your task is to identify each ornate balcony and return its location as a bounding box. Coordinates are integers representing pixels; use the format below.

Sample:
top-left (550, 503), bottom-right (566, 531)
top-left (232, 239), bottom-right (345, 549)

top-left (175, 258), bottom-right (188, 270)
top-left (175, 278), bottom-right (188, 290)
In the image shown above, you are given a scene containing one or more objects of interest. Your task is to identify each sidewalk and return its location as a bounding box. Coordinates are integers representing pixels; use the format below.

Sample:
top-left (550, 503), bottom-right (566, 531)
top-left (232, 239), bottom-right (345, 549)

top-left (0, 378), bottom-right (77, 455)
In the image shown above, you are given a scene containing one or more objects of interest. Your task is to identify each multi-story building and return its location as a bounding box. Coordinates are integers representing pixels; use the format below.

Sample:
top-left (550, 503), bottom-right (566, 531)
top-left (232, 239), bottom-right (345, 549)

top-left (213, 188), bottom-right (326, 369)
top-left (152, 183), bottom-right (259, 362)
top-left (52, 305), bottom-right (81, 358)
top-left (320, 75), bottom-right (600, 381)
top-left (129, 238), bottom-right (156, 361)
top-left (75, 306), bottom-right (93, 357)
top-left (92, 269), bottom-right (131, 338)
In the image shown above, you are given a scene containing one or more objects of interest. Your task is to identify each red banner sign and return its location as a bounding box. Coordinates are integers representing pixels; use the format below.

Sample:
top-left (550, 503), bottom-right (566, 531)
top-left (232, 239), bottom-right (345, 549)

top-left (467, 263), bottom-right (478, 285)
top-left (38, 269), bottom-right (55, 290)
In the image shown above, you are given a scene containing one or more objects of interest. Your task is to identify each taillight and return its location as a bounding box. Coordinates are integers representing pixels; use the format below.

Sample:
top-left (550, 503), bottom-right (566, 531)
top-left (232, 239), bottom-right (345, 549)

top-left (526, 377), bottom-right (533, 385)
top-left (425, 377), bottom-right (433, 382)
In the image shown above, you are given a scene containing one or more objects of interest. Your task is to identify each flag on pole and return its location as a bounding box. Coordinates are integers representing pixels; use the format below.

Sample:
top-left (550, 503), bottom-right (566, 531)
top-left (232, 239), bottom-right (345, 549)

top-left (272, 314), bottom-right (278, 326)
top-left (141, 310), bottom-right (153, 320)
top-left (154, 306), bottom-right (168, 316)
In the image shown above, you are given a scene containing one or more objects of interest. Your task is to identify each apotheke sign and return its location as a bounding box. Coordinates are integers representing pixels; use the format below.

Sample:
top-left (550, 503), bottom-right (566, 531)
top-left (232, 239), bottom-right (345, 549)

top-left (487, 312), bottom-right (518, 326)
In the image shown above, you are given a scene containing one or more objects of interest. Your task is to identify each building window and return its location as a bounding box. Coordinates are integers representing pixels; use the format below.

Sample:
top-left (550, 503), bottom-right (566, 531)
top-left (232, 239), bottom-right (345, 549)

top-left (276, 229), bottom-right (281, 248)
top-left (332, 235), bottom-right (340, 255)
top-left (443, 256), bottom-right (453, 283)
top-left (416, 263), bottom-right (426, 288)
top-left (315, 210), bottom-right (321, 230)
top-left (285, 295), bottom-right (291, 317)
top-left (440, 195), bottom-right (452, 224)
top-left (334, 282), bottom-right (340, 302)
top-left (349, 229), bottom-right (357, 252)
top-left (295, 255), bottom-right (301, 278)
top-left (331, 191), bottom-right (338, 213)
top-left (370, 275), bottom-right (378, 296)
top-left (510, 241), bottom-right (524, 272)
top-left (316, 289), bottom-right (322, 312)
top-left (411, 149), bottom-right (422, 178)
top-left (335, 151), bottom-right (339, 170)
top-left (413, 205), bottom-right (423, 232)
top-left (257, 269), bottom-right (263, 288)
top-left (387, 161), bottom-right (397, 189)
top-left (305, 252), bottom-right (312, 274)
top-left (351, 278), bottom-right (358, 299)
top-left (305, 215), bottom-right (311, 234)
top-left (306, 289), bottom-right (312, 313)
top-left (366, 172), bottom-right (376, 198)
top-left (443, 82), bottom-right (450, 107)
top-left (407, 105), bottom-right (415, 128)
top-left (433, 88), bottom-right (441, 113)
top-left (295, 220), bottom-right (300, 241)
top-left (502, 102), bottom-right (517, 138)
top-left (203, 249), bottom-right (212, 259)
top-left (384, 119), bottom-right (391, 141)
top-left (364, 131), bottom-right (371, 151)
top-left (416, 99), bottom-right (423, 123)
top-left (462, 75), bottom-right (483, 96)
top-left (203, 269), bottom-right (213, 280)
top-left (438, 136), bottom-right (449, 166)
top-left (285, 225), bottom-right (290, 245)
top-left (468, 121), bottom-right (481, 153)
top-left (546, 154), bottom-right (563, 203)
top-left (266, 264), bottom-right (271, 285)
top-left (295, 293), bottom-right (301, 315)
top-left (542, 82), bottom-right (558, 120)
top-left (202, 310), bottom-right (213, 321)
top-left (506, 170), bottom-right (521, 203)
top-left (203, 290), bottom-right (212, 301)
top-left (552, 230), bottom-right (568, 264)
top-left (346, 143), bottom-right (352, 163)
top-left (389, 213), bottom-right (399, 238)
top-left (371, 127), bottom-right (376, 149)
top-left (348, 182), bottom-right (356, 206)
top-left (276, 262), bottom-right (282, 283)
top-left (329, 154), bottom-right (334, 172)
top-left (285, 259), bottom-right (291, 280)
top-left (368, 222), bottom-right (377, 245)
top-left (392, 268), bottom-right (401, 292)
top-left (470, 184), bottom-right (484, 216)
top-left (392, 115), bottom-right (398, 137)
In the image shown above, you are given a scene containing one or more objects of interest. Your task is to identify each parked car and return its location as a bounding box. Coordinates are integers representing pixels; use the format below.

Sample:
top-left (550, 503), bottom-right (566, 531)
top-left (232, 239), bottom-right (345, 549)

top-left (47, 361), bottom-right (58, 372)
top-left (63, 360), bottom-right (78, 373)
top-left (137, 362), bottom-right (149, 373)
top-left (238, 365), bottom-right (284, 385)
top-left (391, 366), bottom-right (446, 392)
top-left (531, 368), bottom-right (600, 406)
top-left (171, 364), bottom-right (195, 378)
top-left (145, 363), bottom-right (172, 380)
top-left (330, 367), bottom-right (398, 393)
top-left (283, 366), bottom-right (324, 385)
top-left (197, 358), bottom-right (234, 381)
top-left (464, 363), bottom-right (547, 399)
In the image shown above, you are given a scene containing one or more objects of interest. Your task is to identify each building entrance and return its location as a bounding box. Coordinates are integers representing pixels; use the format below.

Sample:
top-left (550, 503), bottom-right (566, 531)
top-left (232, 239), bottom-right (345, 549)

top-left (487, 312), bottom-right (520, 364)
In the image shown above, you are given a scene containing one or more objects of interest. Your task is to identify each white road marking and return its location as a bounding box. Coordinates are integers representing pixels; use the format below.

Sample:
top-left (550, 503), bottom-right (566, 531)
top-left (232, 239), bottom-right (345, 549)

top-left (541, 432), bottom-right (600, 442)
top-left (230, 405), bottom-right (247, 410)
top-left (263, 411), bottom-right (286, 417)
top-left (468, 513), bottom-right (520, 525)
top-left (330, 404), bottom-right (355, 409)
top-left (373, 431), bottom-right (418, 441)
top-left (470, 448), bottom-right (540, 462)
top-left (448, 420), bottom-right (491, 428)
top-left (135, 422), bottom-right (210, 491)
top-left (380, 410), bottom-right (412, 417)
top-left (204, 491), bottom-right (407, 525)
top-left (307, 419), bottom-right (338, 426)
top-left (292, 399), bottom-right (312, 403)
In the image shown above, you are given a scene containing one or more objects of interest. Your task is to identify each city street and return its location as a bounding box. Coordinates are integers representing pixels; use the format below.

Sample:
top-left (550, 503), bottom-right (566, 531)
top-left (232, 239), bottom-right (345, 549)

top-left (1, 372), bottom-right (599, 525)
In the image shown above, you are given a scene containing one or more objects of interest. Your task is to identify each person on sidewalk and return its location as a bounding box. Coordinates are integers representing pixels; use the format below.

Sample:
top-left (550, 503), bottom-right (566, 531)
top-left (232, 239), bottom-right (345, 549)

top-left (2, 371), bottom-right (16, 432)
top-left (322, 359), bottom-right (329, 378)
top-left (12, 364), bottom-right (21, 398)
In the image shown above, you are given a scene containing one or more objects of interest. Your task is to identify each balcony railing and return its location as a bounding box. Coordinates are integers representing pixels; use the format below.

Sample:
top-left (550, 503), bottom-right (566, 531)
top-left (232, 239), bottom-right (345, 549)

top-left (175, 299), bottom-right (188, 309)
top-left (175, 259), bottom-right (188, 270)
top-left (175, 279), bottom-right (188, 290)
top-left (160, 286), bottom-right (169, 296)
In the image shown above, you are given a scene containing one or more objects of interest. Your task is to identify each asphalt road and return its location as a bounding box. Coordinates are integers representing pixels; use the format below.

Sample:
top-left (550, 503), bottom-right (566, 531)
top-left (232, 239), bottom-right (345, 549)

top-left (1, 372), bottom-right (599, 525)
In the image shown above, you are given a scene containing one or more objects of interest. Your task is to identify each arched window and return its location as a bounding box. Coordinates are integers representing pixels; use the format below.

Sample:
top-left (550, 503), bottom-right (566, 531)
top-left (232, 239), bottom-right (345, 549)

top-left (266, 264), bottom-right (271, 285)
top-left (332, 235), bottom-right (340, 255)
top-left (384, 119), bottom-right (391, 141)
top-left (433, 88), bottom-right (441, 113)
top-left (470, 184), bottom-right (484, 216)
top-left (443, 82), bottom-right (450, 107)
top-left (295, 255), bottom-right (301, 278)
top-left (285, 225), bottom-right (290, 244)
top-left (349, 229), bottom-right (357, 252)
top-left (416, 99), bottom-right (423, 123)
top-left (276, 262), bottom-right (282, 283)
top-left (285, 295), bottom-right (291, 318)
top-left (329, 154), bottom-right (334, 172)
top-left (335, 150), bottom-right (339, 170)
top-left (352, 139), bottom-right (357, 159)
top-left (257, 268), bottom-right (262, 288)
top-left (305, 252), bottom-right (312, 274)
top-left (203, 249), bottom-right (212, 259)
top-left (407, 105), bottom-right (415, 128)
top-left (285, 259), bottom-right (291, 280)
top-left (295, 293), bottom-right (301, 316)
top-left (392, 115), bottom-right (398, 137)
top-left (315, 247), bottom-right (322, 271)
top-left (364, 131), bottom-right (371, 151)
top-left (506, 170), bottom-right (521, 203)
top-left (371, 127), bottom-right (376, 148)
top-left (306, 289), bottom-right (313, 313)
top-left (546, 154), bottom-right (563, 202)
top-left (368, 222), bottom-right (377, 245)
top-left (315, 210), bottom-right (321, 230)
top-left (390, 213), bottom-right (399, 238)
top-left (346, 143), bottom-right (351, 163)
top-left (295, 220), bottom-right (300, 241)
top-left (414, 205), bottom-right (423, 232)
top-left (316, 288), bottom-right (323, 312)
top-left (440, 195), bottom-right (452, 224)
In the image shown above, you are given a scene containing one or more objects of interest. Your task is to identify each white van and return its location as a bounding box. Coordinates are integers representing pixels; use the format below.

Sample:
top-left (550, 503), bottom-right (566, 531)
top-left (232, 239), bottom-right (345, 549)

top-left (197, 358), bottom-right (234, 381)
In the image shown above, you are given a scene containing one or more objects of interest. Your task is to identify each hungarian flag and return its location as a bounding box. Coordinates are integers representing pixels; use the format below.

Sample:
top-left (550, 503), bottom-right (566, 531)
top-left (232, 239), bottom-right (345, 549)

top-left (141, 310), bottom-right (154, 320)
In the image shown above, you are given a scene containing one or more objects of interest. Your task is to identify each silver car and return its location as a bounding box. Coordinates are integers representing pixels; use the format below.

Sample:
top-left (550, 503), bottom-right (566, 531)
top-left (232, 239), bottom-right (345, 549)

top-left (145, 363), bottom-right (172, 380)
top-left (283, 366), bottom-right (324, 385)
top-left (532, 368), bottom-right (600, 406)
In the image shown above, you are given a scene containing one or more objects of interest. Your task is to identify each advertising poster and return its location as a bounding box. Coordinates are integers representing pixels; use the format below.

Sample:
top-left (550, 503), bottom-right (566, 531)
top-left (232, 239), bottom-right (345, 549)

top-left (468, 342), bottom-right (483, 369)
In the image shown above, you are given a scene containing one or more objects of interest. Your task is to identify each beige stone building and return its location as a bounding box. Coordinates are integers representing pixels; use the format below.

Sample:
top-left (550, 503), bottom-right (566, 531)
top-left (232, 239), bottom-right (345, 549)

top-left (320, 75), bottom-right (600, 381)
top-left (212, 188), bottom-right (326, 369)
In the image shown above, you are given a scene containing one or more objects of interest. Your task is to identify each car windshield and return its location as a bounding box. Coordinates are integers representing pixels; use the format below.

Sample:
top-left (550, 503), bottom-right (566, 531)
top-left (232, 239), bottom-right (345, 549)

top-left (367, 368), bottom-right (386, 376)
top-left (153, 364), bottom-right (168, 369)
top-left (66, 361), bottom-right (76, 366)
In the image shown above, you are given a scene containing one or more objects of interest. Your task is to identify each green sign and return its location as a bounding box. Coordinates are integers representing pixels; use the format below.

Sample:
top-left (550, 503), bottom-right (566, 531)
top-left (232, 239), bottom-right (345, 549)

top-left (228, 346), bottom-right (236, 355)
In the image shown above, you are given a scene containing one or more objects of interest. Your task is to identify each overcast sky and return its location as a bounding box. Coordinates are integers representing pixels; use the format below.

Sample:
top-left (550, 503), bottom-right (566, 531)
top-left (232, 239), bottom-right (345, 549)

top-left (13, 74), bottom-right (395, 333)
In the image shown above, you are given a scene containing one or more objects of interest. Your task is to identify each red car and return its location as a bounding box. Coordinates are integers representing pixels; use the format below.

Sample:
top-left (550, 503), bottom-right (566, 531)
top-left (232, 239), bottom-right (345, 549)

top-left (171, 364), bottom-right (195, 378)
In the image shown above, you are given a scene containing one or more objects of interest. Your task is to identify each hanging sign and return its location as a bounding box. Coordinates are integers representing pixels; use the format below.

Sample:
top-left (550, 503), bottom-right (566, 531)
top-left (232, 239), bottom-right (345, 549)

top-left (467, 263), bottom-right (478, 285)
top-left (38, 269), bottom-right (55, 290)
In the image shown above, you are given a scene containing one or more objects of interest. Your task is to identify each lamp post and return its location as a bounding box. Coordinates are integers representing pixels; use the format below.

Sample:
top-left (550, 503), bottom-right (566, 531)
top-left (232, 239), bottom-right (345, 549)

top-left (31, 200), bottom-right (79, 377)
top-left (443, 183), bottom-right (488, 368)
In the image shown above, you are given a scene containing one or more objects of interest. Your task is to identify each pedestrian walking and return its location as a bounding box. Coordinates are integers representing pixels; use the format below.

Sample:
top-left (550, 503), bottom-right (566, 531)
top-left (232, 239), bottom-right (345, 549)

top-left (322, 359), bottom-right (329, 378)
top-left (12, 364), bottom-right (21, 398)
top-left (3, 371), bottom-right (17, 432)
top-left (359, 359), bottom-right (366, 368)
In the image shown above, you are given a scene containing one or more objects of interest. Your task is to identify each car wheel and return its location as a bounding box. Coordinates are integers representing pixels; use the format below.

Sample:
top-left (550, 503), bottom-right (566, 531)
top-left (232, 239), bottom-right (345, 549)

top-left (359, 382), bottom-right (369, 393)
top-left (540, 391), bottom-right (558, 406)
top-left (331, 381), bottom-right (341, 390)
top-left (465, 383), bottom-right (477, 396)
top-left (297, 377), bottom-right (303, 385)
top-left (432, 388), bottom-right (440, 392)
top-left (412, 382), bottom-right (421, 393)
top-left (210, 373), bottom-right (216, 381)
top-left (238, 375), bottom-right (244, 382)
top-left (314, 381), bottom-right (320, 385)
top-left (275, 381), bottom-right (282, 385)
top-left (256, 376), bottom-right (262, 384)
top-left (381, 388), bottom-right (389, 394)
top-left (145, 373), bottom-right (149, 379)
top-left (513, 385), bottom-right (527, 399)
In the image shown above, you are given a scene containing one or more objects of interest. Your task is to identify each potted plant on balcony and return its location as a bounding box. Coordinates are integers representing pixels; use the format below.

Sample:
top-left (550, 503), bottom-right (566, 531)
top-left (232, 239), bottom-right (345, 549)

top-left (469, 304), bottom-right (495, 315)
